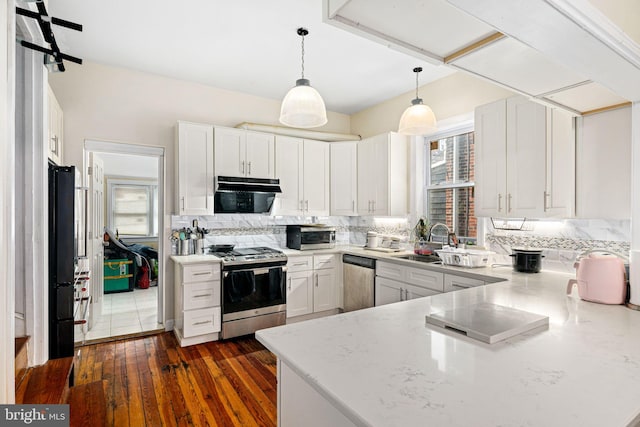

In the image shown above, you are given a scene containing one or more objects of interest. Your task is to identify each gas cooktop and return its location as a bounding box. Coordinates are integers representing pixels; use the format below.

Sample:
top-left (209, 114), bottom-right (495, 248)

top-left (209, 246), bottom-right (287, 267)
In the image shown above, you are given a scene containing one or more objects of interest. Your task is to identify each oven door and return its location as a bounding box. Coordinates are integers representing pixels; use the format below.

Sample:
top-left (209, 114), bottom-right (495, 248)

top-left (222, 266), bottom-right (287, 321)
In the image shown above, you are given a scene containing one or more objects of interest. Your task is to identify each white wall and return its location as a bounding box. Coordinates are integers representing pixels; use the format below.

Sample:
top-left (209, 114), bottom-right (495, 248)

top-left (350, 72), bottom-right (515, 138)
top-left (100, 152), bottom-right (158, 179)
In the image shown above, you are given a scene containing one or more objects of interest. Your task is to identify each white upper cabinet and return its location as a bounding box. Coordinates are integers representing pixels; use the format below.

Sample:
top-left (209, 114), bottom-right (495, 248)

top-left (214, 126), bottom-right (275, 179)
top-left (475, 96), bottom-right (575, 218)
top-left (357, 132), bottom-right (408, 216)
top-left (576, 107), bottom-right (631, 219)
top-left (330, 142), bottom-right (358, 216)
top-left (176, 122), bottom-right (214, 215)
top-left (47, 85), bottom-right (63, 165)
top-left (274, 136), bottom-right (329, 216)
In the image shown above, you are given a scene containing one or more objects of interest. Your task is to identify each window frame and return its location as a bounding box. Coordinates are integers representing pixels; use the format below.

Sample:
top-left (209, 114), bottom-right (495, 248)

top-left (106, 177), bottom-right (158, 240)
top-left (423, 123), bottom-right (475, 239)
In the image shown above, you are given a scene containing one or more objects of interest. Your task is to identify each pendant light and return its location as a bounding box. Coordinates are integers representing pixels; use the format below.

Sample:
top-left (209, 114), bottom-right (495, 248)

top-left (280, 27), bottom-right (328, 129)
top-left (398, 67), bottom-right (437, 135)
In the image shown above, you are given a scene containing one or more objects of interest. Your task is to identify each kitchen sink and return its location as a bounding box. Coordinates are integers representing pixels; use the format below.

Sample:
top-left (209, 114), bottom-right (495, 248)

top-left (392, 254), bottom-right (442, 264)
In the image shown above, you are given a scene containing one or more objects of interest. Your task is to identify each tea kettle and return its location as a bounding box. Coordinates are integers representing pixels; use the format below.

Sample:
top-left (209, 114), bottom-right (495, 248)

top-left (566, 250), bottom-right (627, 304)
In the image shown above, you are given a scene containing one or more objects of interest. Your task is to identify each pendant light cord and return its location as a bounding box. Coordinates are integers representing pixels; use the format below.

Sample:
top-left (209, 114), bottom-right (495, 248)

top-left (300, 33), bottom-right (305, 80)
top-left (415, 70), bottom-right (419, 99)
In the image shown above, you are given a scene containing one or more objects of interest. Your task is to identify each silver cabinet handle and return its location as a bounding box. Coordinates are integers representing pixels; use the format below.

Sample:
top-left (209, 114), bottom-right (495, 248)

top-left (352, 200), bottom-right (355, 212)
top-left (288, 276), bottom-right (292, 291)
top-left (292, 262), bottom-right (307, 266)
top-left (399, 287), bottom-right (404, 301)
top-left (452, 284), bottom-right (470, 289)
top-left (193, 272), bottom-right (211, 276)
top-left (508, 193), bottom-right (512, 213)
top-left (241, 160), bottom-right (245, 174)
top-left (300, 200), bottom-right (304, 211)
top-left (543, 191), bottom-right (549, 211)
top-left (372, 200), bottom-right (375, 212)
top-left (315, 273), bottom-right (318, 287)
top-left (193, 320), bottom-right (212, 326)
top-left (181, 197), bottom-right (185, 211)
top-left (193, 293), bottom-right (212, 298)
top-left (497, 194), bottom-right (502, 212)
top-left (305, 200), bottom-right (309, 211)
top-left (404, 289), bottom-right (409, 300)
top-left (248, 161), bottom-right (252, 175)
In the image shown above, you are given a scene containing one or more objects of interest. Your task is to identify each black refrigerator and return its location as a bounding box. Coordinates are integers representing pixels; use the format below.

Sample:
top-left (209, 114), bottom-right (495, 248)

top-left (48, 162), bottom-right (76, 359)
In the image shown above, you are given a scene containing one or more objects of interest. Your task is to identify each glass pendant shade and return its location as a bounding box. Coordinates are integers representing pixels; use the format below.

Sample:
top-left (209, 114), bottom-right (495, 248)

top-left (398, 66), bottom-right (437, 135)
top-left (398, 99), bottom-right (437, 135)
top-left (280, 78), bottom-right (328, 128)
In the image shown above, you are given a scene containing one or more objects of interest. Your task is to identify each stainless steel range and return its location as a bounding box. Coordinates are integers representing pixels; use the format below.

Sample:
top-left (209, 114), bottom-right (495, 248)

top-left (210, 247), bottom-right (287, 339)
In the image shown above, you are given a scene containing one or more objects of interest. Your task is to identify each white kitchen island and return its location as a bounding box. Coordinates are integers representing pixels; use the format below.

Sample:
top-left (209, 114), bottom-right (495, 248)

top-left (256, 269), bottom-right (640, 427)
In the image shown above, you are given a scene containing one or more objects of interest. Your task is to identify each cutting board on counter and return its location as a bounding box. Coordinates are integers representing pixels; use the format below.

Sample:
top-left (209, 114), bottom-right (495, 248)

top-left (425, 302), bottom-right (549, 344)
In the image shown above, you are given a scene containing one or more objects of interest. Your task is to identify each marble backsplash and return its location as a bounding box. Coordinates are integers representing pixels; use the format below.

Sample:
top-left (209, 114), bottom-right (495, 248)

top-left (170, 215), bottom-right (414, 251)
top-left (171, 215), bottom-right (631, 274)
top-left (484, 219), bottom-right (631, 273)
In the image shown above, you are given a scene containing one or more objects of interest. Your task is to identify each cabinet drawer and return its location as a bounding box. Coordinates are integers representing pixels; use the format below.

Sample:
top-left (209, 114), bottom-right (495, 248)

top-left (287, 256), bottom-right (313, 272)
top-left (405, 266), bottom-right (444, 292)
top-left (182, 263), bottom-right (220, 283)
top-left (314, 254), bottom-right (337, 270)
top-left (376, 261), bottom-right (404, 281)
top-left (183, 306), bottom-right (221, 337)
top-left (444, 274), bottom-right (484, 293)
top-left (183, 281), bottom-right (220, 310)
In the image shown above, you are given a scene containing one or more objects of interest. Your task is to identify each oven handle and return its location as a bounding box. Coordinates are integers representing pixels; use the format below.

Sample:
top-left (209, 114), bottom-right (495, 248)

top-left (223, 266), bottom-right (288, 277)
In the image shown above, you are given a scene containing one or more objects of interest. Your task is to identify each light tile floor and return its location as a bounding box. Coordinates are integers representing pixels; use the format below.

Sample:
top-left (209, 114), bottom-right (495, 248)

top-left (75, 286), bottom-right (162, 343)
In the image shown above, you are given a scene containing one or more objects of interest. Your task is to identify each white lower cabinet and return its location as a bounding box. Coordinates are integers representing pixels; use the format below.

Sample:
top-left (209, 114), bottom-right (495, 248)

top-left (286, 254), bottom-right (338, 318)
top-left (443, 274), bottom-right (485, 293)
top-left (174, 261), bottom-right (221, 346)
top-left (375, 261), bottom-right (444, 306)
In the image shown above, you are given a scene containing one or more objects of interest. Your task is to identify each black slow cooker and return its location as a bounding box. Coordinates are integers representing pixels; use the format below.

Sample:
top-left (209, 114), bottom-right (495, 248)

top-left (510, 248), bottom-right (544, 273)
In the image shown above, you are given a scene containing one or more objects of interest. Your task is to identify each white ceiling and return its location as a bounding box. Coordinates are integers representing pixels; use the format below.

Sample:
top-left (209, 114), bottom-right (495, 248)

top-left (46, 0), bottom-right (455, 115)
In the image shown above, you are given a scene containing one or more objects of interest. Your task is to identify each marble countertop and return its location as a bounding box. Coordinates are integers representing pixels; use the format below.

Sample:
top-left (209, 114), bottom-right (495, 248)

top-left (170, 254), bottom-right (222, 265)
top-left (256, 269), bottom-right (640, 427)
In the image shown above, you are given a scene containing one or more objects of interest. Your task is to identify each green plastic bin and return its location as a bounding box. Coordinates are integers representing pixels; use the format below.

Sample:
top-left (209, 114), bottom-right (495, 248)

top-left (104, 259), bottom-right (133, 293)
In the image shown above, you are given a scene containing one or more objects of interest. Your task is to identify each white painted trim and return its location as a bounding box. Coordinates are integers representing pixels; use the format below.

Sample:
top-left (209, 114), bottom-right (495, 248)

top-left (85, 139), bottom-right (164, 156)
top-left (1, 0), bottom-right (16, 404)
top-left (630, 102), bottom-right (640, 306)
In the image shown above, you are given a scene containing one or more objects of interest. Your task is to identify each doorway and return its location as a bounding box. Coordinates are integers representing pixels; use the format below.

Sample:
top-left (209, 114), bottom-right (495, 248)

top-left (79, 141), bottom-right (165, 343)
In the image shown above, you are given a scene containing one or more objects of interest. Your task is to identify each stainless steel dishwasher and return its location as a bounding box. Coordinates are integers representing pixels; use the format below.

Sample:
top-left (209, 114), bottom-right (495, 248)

top-left (342, 254), bottom-right (376, 312)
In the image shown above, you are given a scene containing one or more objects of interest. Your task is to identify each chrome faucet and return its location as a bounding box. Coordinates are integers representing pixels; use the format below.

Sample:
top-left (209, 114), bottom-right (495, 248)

top-left (428, 223), bottom-right (457, 247)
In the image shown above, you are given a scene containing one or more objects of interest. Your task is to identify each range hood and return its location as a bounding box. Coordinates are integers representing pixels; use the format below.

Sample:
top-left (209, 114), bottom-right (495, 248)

top-left (214, 176), bottom-right (281, 214)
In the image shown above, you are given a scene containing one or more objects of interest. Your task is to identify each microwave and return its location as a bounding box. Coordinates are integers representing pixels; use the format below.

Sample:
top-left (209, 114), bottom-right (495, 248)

top-left (286, 225), bottom-right (336, 250)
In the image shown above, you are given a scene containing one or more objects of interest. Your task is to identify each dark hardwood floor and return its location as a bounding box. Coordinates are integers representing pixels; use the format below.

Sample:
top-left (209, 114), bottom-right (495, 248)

top-left (72, 332), bottom-right (277, 426)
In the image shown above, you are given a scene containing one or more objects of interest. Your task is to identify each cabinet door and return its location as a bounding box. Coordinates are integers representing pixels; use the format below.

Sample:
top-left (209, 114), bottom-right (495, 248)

top-left (357, 139), bottom-right (374, 214)
top-left (286, 271), bottom-right (313, 318)
top-left (47, 86), bottom-right (63, 164)
top-left (330, 142), bottom-right (358, 216)
top-left (405, 283), bottom-right (441, 300)
top-left (245, 131), bottom-right (275, 178)
top-left (506, 96), bottom-right (546, 217)
top-left (576, 107), bottom-right (631, 219)
top-left (177, 122), bottom-right (214, 215)
top-left (444, 274), bottom-right (484, 293)
top-left (405, 266), bottom-right (444, 292)
top-left (275, 136), bottom-right (303, 215)
top-left (374, 277), bottom-right (403, 306)
top-left (214, 127), bottom-right (246, 177)
top-left (303, 140), bottom-right (330, 216)
top-left (313, 268), bottom-right (336, 312)
top-left (370, 134), bottom-right (390, 215)
top-left (545, 108), bottom-right (575, 217)
top-left (474, 99), bottom-right (507, 216)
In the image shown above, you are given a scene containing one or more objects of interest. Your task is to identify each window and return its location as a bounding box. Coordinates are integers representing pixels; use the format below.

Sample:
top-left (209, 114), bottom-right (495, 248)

top-left (107, 178), bottom-right (158, 238)
top-left (425, 131), bottom-right (476, 241)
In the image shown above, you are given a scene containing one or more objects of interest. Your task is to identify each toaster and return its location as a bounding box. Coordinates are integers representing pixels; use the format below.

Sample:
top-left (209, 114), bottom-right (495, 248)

top-left (566, 253), bottom-right (627, 304)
